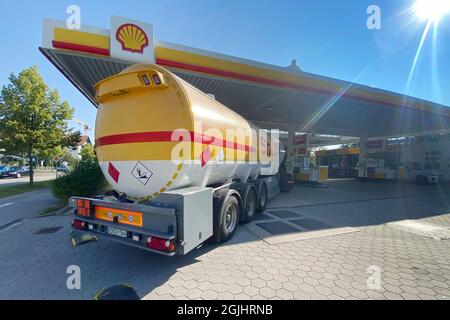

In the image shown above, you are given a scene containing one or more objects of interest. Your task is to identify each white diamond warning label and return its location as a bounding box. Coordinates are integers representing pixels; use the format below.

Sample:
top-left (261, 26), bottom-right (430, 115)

top-left (131, 161), bottom-right (153, 185)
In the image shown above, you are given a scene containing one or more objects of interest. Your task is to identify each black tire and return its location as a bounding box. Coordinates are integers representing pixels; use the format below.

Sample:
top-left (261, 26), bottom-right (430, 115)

top-left (279, 174), bottom-right (294, 192)
top-left (257, 183), bottom-right (268, 212)
top-left (213, 195), bottom-right (240, 243)
top-left (241, 188), bottom-right (257, 223)
top-left (415, 175), bottom-right (428, 185)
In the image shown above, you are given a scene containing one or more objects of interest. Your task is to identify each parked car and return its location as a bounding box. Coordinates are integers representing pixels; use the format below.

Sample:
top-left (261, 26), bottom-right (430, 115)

top-left (56, 166), bottom-right (69, 173)
top-left (404, 163), bottom-right (441, 185)
top-left (411, 171), bottom-right (441, 185)
top-left (0, 166), bottom-right (30, 179)
top-left (0, 166), bottom-right (13, 178)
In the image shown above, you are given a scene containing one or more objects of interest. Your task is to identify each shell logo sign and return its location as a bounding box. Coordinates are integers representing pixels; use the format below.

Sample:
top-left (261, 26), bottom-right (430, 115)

top-left (110, 16), bottom-right (155, 63)
top-left (115, 23), bottom-right (149, 54)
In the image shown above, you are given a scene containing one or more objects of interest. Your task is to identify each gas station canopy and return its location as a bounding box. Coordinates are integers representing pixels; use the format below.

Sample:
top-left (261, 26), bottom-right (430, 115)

top-left (40, 17), bottom-right (450, 139)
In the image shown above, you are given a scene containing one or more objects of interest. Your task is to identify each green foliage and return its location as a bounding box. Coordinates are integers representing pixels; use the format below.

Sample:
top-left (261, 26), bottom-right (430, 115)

top-left (38, 145), bottom-right (75, 168)
top-left (80, 144), bottom-right (95, 161)
top-left (60, 148), bottom-right (79, 168)
top-left (51, 148), bottom-right (107, 201)
top-left (0, 66), bottom-right (81, 184)
top-left (0, 180), bottom-right (52, 199)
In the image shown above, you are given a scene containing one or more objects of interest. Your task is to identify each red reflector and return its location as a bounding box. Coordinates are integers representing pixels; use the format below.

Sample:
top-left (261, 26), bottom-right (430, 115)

top-left (72, 219), bottom-right (87, 230)
top-left (200, 146), bottom-right (211, 167)
top-left (76, 199), bottom-right (91, 217)
top-left (108, 162), bottom-right (120, 183)
top-left (146, 236), bottom-right (175, 252)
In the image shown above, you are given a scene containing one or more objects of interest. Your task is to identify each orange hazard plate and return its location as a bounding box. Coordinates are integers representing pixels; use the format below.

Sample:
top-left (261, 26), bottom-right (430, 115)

top-left (95, 206), bottom-right (143, 227)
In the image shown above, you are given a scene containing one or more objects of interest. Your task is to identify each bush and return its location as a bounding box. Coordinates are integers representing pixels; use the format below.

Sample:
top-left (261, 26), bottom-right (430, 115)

top-left (52, 146), bottom-right (107, 201)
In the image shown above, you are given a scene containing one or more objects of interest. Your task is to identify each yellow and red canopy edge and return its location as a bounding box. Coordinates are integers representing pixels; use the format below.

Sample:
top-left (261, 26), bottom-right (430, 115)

top-left (50, 27), bottom-right (450, 118)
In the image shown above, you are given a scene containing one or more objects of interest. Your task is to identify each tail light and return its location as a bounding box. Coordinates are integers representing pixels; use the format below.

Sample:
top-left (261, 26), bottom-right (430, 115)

top-left (72, 219), bottom-right (87, 230)
top-left (146, 236), bottom-right (175, 252)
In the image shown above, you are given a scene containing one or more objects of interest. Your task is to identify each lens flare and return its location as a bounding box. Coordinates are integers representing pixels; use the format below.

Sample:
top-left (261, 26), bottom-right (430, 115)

top-left (414, 0), bottom-right (450, 22)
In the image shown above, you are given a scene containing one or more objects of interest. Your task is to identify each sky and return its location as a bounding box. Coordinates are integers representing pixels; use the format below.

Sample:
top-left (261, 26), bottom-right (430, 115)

top-left (0, 0), bottom-right (449, 140)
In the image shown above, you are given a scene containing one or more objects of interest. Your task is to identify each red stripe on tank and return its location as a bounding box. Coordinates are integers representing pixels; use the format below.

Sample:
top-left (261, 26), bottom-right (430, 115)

top-left (96, 131), bottom-right (257, 153)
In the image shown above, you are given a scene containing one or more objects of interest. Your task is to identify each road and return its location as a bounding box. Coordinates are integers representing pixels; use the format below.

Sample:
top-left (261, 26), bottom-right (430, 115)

top-left (0, 189), bottom-right (59, 227)
top-left (0, 172), bottom-right (56, 188)
top-left (0, 180), bottom-right (449, 300)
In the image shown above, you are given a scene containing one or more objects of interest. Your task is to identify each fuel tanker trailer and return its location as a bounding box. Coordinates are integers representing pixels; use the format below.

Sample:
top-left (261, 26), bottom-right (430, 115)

top-left (70, 64), bottom-right (289, 256)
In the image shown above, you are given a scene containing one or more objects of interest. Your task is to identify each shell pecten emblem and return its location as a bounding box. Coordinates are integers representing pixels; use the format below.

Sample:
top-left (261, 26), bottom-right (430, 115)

top-left (115, 23), bottom-right (149, 54)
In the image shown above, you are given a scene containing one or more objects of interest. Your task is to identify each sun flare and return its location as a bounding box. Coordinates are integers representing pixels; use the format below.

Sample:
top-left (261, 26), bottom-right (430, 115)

top-left (414, 0), bottom-right (450, 22)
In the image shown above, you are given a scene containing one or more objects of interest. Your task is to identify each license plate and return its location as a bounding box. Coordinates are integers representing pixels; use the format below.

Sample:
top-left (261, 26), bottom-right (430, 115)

top-left (107, 226), bottom-right (128, 238)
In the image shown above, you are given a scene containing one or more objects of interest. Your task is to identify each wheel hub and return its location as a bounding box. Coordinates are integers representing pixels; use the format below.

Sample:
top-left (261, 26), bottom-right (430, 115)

top-left (225, 205), bottom-right (236, 233)
top-left (247, 194), bottom-right (255, 217)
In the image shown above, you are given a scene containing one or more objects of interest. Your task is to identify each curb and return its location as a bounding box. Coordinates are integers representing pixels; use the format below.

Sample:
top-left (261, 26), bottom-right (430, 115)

top-left (37, 206), bottom-right (71, 218)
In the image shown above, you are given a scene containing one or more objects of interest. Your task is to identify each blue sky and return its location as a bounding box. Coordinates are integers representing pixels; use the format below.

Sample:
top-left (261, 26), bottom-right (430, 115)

top-left (1, 0), bottom-right (449, 139)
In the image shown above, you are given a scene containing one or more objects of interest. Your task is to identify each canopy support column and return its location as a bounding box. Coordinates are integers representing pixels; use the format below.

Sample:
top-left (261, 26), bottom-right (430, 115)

top-left (286, 127), bottom-right (296, 175)
top-left (359, 133), bottom-right (368, 163)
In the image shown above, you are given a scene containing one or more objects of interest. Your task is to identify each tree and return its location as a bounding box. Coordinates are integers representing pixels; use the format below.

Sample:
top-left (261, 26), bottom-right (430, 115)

top-left (52, 143), bottom-right (106, 201)
top-left (60, 148), bottom-right (79, 169)
top-left (80, 143), bottom-right (96, 162)
top-left (40, 146), bottom-right (78, 169)
top-left (0, 66), bottom-right (81, 185)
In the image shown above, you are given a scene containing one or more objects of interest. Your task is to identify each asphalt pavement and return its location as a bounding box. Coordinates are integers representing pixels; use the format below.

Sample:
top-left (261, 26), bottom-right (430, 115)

top-left (0, 189), bottom-right (60, 227)
top-left (0, 179), bottom-right (449, 300)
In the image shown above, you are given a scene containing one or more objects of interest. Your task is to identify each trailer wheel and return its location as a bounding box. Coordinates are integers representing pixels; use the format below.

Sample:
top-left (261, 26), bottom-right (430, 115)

top-left (241, 187), bottom-right (257, 223)
top-left (257, 183), bottom-right (268, 212)
top-left (213, 194), bottom-right (240, 243)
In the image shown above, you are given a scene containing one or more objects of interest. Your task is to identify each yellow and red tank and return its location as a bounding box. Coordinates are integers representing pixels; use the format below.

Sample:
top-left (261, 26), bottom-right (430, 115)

top-left (94, 64), bottom-right (278, 201)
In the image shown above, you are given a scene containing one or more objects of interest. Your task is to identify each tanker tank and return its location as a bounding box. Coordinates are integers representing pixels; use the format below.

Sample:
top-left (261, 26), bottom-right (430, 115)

top-left (94, 64), bottom-right (279, 201)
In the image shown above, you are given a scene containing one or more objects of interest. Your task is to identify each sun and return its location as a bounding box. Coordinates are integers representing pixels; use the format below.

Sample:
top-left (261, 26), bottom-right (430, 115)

top-left (414, 0), bottom-right (450, 22)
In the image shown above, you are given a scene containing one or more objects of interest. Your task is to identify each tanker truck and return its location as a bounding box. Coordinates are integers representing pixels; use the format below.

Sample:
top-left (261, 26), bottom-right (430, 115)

top-left (70, 64), bottom-right (291, 256)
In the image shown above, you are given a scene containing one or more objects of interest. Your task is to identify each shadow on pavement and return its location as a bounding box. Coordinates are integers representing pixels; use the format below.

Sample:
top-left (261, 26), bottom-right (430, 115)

top-left (266, 180), bottom-right (450, 229)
